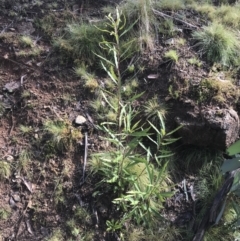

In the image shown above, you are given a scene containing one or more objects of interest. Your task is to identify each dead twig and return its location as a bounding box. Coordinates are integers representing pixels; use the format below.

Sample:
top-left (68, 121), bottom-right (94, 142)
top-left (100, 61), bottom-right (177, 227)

top-left (1, 20), bottom-right (14, 33)
top-left (82, 132), bottom-right (88, 184)
top-left (20, 74), bottom-right (27, 87)
top-left (51, 105), bottom-right (64, 121)
top-left (9, 111), bottom-right (14, 136)
top-left (15, 194), bottom-right (32, 240)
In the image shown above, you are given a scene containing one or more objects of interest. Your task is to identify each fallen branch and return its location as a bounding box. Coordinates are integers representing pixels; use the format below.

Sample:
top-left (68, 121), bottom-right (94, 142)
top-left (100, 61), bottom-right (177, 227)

top-left (152, 8), bottom-right (199, 30)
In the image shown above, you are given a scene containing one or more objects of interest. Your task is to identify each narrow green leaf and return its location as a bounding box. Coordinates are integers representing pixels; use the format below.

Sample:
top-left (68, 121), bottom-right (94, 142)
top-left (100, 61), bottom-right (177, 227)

top-left (215, 199), bottom-right (227, 225)
top-left (165, 125), bottom-right (182, 136)
top-left (94, 53), bottom-right (114, 66)
top-left (130, 130), bottom-right (150, 137)
top-left (128, 92), bottom-right (145, 102)
top-left (147, 135), bottom-right (158, 146)
top-left (100, 61), bottom-right (118, 84)
top-left (147, 121), bottom-right (160, 135)
top-left (101, 91), bottom-right (116, 110)
top-left (160, 192), bottom-right (174, 198)
top-left (119, 18), bottom-right (139, 38)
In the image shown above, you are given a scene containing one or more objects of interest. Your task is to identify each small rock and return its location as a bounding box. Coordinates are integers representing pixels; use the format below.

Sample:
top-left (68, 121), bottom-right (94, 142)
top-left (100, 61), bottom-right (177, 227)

top-left (6, 155), bottom-right (14, 161)
top-left (75, 115), bottom-right (87, 125)
top-left (165, 38), bottom-right (175, 45)
top-left (12, 193), bottom-right (21, 202)
top-left (165, 96), bottom-right (172, 101)
top-left (9, 197), bottom-right (16, 208)
top-left (3, 81), bottom-right (20, 93)
top-left (147, 74), bottom-right (159, 80)
top-left (40, 226), bottom-right (49, 236)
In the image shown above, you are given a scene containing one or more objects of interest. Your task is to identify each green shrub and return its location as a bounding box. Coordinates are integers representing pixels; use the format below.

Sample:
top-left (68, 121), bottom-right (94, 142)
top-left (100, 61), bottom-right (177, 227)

top-left (192, 23), bottom-right (239, 66)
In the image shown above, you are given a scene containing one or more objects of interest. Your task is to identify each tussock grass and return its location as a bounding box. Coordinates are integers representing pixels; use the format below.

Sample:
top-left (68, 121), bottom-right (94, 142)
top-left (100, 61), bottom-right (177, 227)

top-left (196, 161), bottom-right (223, 202)
top-left (188, 57), bottom-right (202, 67)
top-left (0, 207), bottom-right (11, 220)
top-left (120, 0), bottom-right (156, 51)
top-left (164, 49), bottom-right (179, 63)
top-left (74, 66), bottom-right (99, 92)
top-left (192, 3), bottom-right (216, 17)
top-left (159, 19), bottom-right (176, 37)
top-left (54, 23), bottom-right (103, 65)
top-left (215, 4), bottom-right (240, 28)
top-left (155, 0), bottom-right (185, 10)
top-left (144, 96), bottom-right (168, 122)
top-left (204, 223), bottom-right (234, 241)
top-left (46, 229), bottom-right (64, 241)
top-left (0, 161), bottom-right (11, 180)
top-left (44, 120), bottom-right (82, 151)
top-left (192, 23), bottom-right (239, 66)
top-left (20, 35), bottom-right (33, 47)
top-left (17, 149), bottom-right (31, 172)
top-left (178, 145), bottom-right (223, 171)
top-left (193, 3), bottom-right (240, 29)
top-left (19, 125), bottom-right (32, 134)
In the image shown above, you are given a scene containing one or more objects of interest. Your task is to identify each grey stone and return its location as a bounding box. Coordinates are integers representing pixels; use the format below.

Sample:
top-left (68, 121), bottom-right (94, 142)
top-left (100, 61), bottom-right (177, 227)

top-left (75, 115), bottom-right (87, 125)
top-left (6, 155), bottom-right (14, 161)
top-left (165, 38), bottom-right (175, 45)
top-left (12, 193), bottom-right (21, 202)
top-left (3, 81), bottom-right (20, 93)
top-left (175, 107), bottom-right (239, 150)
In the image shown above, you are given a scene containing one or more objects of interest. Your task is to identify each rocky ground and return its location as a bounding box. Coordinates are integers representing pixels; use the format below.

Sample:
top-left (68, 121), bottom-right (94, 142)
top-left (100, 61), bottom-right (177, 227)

top-left (0, 0), bottom-right (239, 240)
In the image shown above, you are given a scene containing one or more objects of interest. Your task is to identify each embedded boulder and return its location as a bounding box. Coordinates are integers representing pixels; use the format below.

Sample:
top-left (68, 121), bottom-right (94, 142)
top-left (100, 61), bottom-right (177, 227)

top-left (175, 107), bottom-right (239, 150)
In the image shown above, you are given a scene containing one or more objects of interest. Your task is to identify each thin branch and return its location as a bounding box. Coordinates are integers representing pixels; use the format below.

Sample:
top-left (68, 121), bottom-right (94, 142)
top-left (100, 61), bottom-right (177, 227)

top-left (82, 132), bottom-right (88, 183)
